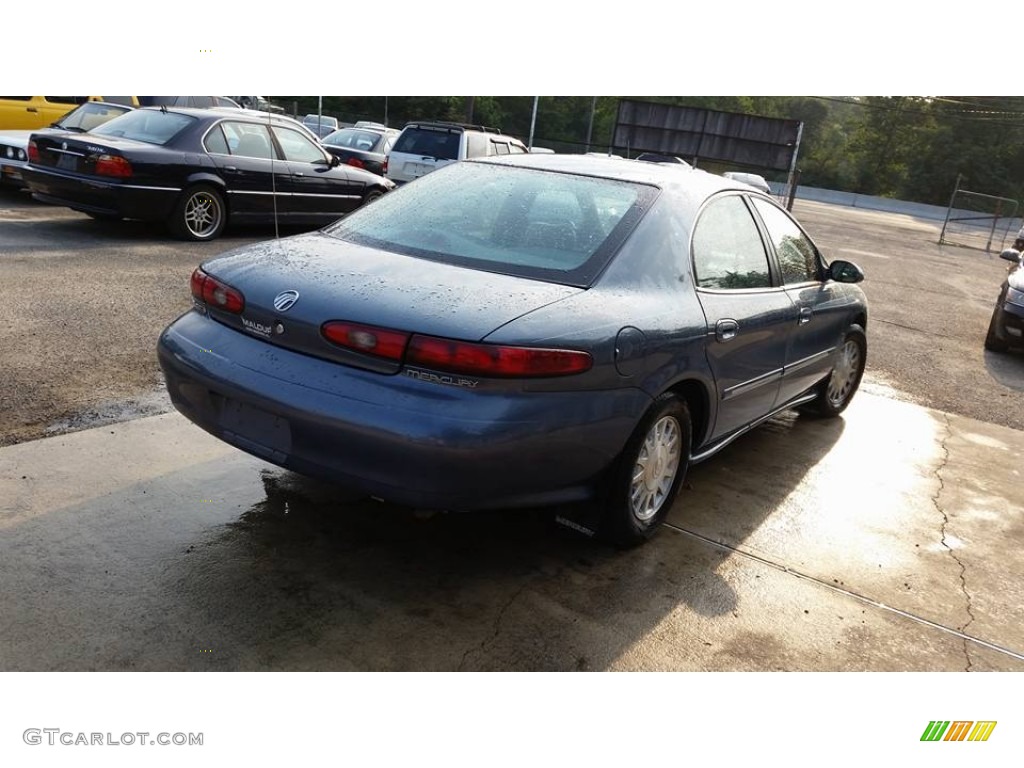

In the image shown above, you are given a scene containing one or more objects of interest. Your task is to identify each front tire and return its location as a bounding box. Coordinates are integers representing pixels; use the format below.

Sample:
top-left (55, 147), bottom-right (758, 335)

top-left (600, 393), bottom-right (691, 547)
top-left (802, 324), bottom-right (866, 418)
top-left (360, 189), bottom-right (384, 208)
top-left (984, 308), bottom-right (1009, 352)
top-left (170, 185), bottom-right (226, 241)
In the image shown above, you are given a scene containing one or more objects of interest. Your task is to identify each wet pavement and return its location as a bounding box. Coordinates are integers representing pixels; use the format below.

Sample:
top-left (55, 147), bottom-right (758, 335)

top-left (2, 385), bottom-right (1022, 671)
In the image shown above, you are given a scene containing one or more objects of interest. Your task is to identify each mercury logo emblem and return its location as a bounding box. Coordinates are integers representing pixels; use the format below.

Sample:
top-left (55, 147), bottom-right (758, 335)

top-left (273, 290), bottom-right (300, 312)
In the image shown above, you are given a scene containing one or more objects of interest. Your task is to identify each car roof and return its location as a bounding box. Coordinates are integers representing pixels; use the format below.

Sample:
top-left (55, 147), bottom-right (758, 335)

top-left (473, 153), bottom-right (755, 197)
top-left (138, 106), bottom-right (321, 139)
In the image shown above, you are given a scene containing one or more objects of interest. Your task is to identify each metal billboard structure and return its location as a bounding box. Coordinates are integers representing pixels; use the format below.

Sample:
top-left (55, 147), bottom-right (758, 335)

top-left (612, 99), bottom-right (804, 202)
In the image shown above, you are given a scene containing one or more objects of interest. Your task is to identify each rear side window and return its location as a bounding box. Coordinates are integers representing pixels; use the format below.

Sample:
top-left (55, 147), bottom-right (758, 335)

top-left (466, 132), bottom-right (489, 157)
top-left (393, 126), bottom-right (461, 160)
top-left (91, 110), bottom-right (195, 145)
top-left (219, 122), bottom-right (278, 159)
top-left (325, 162), bottom-right (656, 287)
top-left (692, 195), bottom-right (772, 289)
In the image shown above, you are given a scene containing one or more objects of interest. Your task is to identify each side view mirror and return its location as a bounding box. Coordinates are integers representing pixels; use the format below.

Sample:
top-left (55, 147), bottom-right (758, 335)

top-left (828, 260), bottom-right (865, 284)
top-left (999, 248), bottom-right (1021, 263)
top-left (328, 153), bottom-right (343, 168)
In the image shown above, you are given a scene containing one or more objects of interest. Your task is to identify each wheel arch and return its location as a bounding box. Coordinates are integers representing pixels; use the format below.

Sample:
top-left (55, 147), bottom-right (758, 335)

top-left (665, 377), bottom-right (712, 451)
top-left (182, 173), bottom-right (230, 216)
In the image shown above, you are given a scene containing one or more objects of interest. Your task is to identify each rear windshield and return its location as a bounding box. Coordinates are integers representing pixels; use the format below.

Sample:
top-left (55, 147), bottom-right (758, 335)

top-left (323, 128), bottom-right (382, 151)
top-left (392, 126), bottom-right (461, 160)
top-left (324, 161), bottom-right (657, 287)
top-left (91, 109), bottom-right (195, 145)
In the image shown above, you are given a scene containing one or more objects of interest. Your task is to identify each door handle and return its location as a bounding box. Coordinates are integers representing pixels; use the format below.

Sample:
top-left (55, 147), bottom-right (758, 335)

top-left (798, 307), bottom-right (813, 325)
top-left (294, 171), bottom-right (304, 176)
top-left (27, 107), bottom-right (38, 113)
top-left (715, 319), bottom-right (739, 342)
top-left (224, 165), bottom-right (238, 172)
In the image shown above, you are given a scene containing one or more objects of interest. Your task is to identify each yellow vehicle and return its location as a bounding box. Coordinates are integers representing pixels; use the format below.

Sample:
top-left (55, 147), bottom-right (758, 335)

top-left (0, 96), bottom-right (139, 130)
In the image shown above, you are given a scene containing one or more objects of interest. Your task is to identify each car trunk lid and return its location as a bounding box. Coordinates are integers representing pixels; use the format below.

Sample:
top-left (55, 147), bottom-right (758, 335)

top-left (200, 232), bottom-right (582, 374)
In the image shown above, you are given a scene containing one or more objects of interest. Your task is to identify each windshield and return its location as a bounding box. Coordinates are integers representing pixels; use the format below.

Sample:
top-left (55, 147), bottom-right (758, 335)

top-left (324, 161), bottom-right (656, 287)
top-left (56, 102), bottom-right (132, 132)
top-left (91, 109), bottom-right (195, 145)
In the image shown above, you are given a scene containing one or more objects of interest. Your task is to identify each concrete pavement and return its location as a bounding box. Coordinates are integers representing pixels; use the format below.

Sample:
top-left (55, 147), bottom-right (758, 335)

top-left (1, 383), bottom-right (1022, 671)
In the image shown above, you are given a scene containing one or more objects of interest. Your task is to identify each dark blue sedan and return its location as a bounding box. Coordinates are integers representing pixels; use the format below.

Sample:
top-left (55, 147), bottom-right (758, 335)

top-left (157, 154), bottom-right (868, 546)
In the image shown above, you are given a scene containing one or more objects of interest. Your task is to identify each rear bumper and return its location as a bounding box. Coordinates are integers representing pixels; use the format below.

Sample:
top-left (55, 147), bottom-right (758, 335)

top-left (22, 165), bottom-right (179, 220)
top-left (157, 311), bottom-right (650, 510)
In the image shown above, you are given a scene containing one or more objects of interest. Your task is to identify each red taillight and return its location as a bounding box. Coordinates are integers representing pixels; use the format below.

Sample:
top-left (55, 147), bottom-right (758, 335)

top-left (407, 335), bottom-right (592, 378)
top-left (382, 157), bottom-right (388, 175)
top-left (27, 140), bottom-right (39, 163)
top-left (345, 157), bottom-right (366, 169)
top-left (320, 320), bottom-right (592, 377)
top-left (322, 321), bottom-right (410, 361)
top-left (190, 268), bottom-right (244, 314)
top-left (95, 154), bottom-right (132, 178)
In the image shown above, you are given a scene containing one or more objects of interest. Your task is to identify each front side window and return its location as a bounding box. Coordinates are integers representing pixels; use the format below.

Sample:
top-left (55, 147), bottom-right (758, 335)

top-left (751, 198), bottom-right (821, 284)
top-left (692, 195), bottom-right (772, 289)
top-left (273, 126), bottom-right (325, 163)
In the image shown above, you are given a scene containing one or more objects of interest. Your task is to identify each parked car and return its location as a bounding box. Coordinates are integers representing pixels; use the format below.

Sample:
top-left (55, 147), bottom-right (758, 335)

top-left (386, 121), bottom-right (527, 184)
top-left (157, 154), bottom-right (868, 546)
top-left (138, 96), bottom-right (240, 109)
top-left (636, 152), bottom-right (690, 167)
top-left (984, 247), bottom-right (1024, 352)
top-left (0, 96), bottom-right (138, 130)
top-left (22, 106), bottom-right (394, 240)
top-left (321, 125), bottom-right (400, 176)
top-left (723, 171), bottom-right (772, 194)
top-left (0, 100), bottom-right (134, 189)
top-left (231, 96), bottom-right (285, 114)
top-left (302, 114), bottom-right (340, 139)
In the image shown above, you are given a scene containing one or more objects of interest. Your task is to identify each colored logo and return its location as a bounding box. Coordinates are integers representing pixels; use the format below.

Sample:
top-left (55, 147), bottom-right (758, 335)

top-left (921, 721), bottom-right (996, 742)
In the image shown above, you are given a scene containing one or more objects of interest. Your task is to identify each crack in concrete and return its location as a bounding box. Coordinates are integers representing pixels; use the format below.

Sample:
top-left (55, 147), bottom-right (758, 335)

top-left (932, 412), bottom-right (976, 672)
top-left (458, 582), bottom-right (531, 671)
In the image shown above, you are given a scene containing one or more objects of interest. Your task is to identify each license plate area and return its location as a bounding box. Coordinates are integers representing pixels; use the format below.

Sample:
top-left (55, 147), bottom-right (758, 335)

top-left (56, 152), bottom-right (79, 172)
top-left (216, 397), bottom-right (292, 462)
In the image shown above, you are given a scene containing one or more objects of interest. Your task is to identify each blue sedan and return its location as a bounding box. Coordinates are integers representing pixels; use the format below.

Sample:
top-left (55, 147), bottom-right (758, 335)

top-left (157, 154), bottom-right (868, 546)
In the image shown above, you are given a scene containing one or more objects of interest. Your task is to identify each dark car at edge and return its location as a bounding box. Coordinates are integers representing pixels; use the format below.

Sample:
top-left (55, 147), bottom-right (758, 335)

top-left (985, 247), bottom-right (1024, 352)
top-left (157, 154), bottom-right (868, 546)
top-left (321, 123), bottom-right (400, 177)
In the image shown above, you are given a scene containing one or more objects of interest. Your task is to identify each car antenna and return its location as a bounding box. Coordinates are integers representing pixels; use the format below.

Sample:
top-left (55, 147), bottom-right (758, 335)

top-left (268, 107), bottom-right (279, 240)
top-left (160, 104), bottom-right (167, 113)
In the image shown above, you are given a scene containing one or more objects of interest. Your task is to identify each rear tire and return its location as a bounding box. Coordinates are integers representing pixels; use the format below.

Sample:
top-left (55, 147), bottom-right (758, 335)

top-left (170, 184), bottom-right (226, 241)
top-left (985, 308), bottom-right (1009, 352)
top-left (801, 324), bottom-right (866, 418)
top-left (599, 393), bottom-right (691, 548)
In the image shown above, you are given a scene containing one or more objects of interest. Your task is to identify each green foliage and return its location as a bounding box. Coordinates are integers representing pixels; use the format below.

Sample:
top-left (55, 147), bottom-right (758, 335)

top-left (269, 95), bottom-right (1024, 205)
